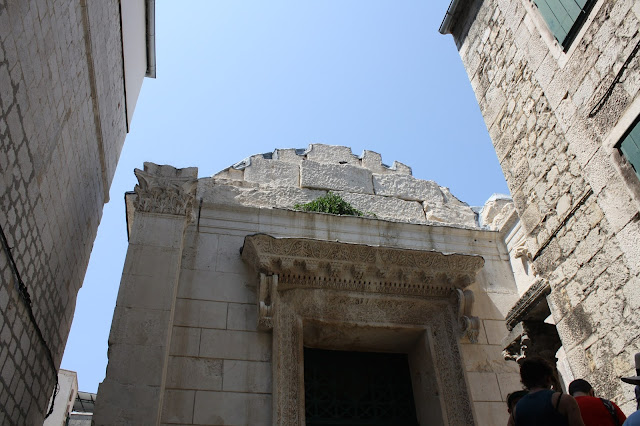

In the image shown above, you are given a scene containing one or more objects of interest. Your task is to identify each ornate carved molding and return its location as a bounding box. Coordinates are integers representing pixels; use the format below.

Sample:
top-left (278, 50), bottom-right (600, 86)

top-left (242, 234), bottom-right (485, 297)
top-left (505, 278), bottom-right (551, 330)
top-left (133, 162), bottom-right (198, 218)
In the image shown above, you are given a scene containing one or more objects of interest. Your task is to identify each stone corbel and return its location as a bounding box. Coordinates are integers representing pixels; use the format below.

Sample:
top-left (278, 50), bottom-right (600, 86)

top-left (258, 273), bottom-right (277, 330)
top-left (514, 243), bottom-right (532, 260)
top-left (133, 162), bottom-right (198, 218)
top-left (457, 289), bottom-right (480, 343)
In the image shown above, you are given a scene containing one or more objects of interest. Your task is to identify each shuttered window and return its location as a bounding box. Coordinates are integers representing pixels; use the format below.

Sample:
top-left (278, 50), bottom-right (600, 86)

top-left (618, 118), bottom-right (640, 182)
top-left (533, 0), bottom-right (597, 50)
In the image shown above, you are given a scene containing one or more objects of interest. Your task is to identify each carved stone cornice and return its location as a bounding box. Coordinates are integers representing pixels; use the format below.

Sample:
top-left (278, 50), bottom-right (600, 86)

top-left (133, 162), bottom-right (198, 218)
top-left (242, 234), bottom-right (485, 297)
top-left (505, 278), bottom-right (551, 330)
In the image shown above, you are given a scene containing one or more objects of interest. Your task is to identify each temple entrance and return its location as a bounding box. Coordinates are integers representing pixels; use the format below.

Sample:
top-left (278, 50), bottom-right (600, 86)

top-left (304, 348), bottom-right (419, 426)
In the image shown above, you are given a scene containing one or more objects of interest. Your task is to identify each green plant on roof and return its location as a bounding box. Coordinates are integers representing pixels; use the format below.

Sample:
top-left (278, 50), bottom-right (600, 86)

top-left (293, 192), bottom-right (364, 216)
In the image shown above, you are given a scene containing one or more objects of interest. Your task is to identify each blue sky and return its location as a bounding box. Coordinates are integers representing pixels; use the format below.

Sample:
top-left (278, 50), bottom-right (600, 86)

top-left (61, 0), bottom-right (510, 392)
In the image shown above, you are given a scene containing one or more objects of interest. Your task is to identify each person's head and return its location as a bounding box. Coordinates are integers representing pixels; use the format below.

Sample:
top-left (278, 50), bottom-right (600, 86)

top-left (520, 357), bottom-right (555, 390)
top-left (569, 379), bottom-right (594, 397)
top-left (506, 390), bottom-right (528, 413)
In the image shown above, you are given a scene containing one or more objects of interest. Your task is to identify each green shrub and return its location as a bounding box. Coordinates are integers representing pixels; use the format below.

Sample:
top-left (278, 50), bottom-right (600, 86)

top-left (293, 192), bottom-right (364, 216)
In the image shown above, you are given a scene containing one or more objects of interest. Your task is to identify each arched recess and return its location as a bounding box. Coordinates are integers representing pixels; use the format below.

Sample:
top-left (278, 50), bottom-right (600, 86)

top-left (242, 234), bottom-right (485, 425)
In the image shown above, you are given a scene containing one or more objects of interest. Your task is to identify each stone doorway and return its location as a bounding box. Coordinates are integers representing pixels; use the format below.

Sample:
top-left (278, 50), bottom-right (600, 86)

top-left (242, 234), bottom-right (485, 425)
top-left (304, 348), bottom-right (419, 426)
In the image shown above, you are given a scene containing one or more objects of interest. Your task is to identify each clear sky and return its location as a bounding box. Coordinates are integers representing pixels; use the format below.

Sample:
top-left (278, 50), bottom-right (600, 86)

top-left (61, 0), bottom-right (510, 392)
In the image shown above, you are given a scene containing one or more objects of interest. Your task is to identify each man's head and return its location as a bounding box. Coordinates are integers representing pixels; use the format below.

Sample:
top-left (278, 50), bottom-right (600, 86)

top-left (569, 379), bottom-right (594, 397)
top-left (520, 357), bottom-right (555, 390)
top-left (507, 390), bottom-right (528, 413)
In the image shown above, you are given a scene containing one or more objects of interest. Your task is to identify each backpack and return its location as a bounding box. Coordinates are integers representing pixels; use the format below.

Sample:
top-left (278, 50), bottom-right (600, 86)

top-left (600, 398), bottom-right (620, 426)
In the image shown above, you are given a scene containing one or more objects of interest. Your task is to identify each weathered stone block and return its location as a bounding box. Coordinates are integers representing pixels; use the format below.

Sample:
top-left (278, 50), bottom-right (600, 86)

top-left (109, 307), bottom-right (171, 347)
top-left (227, 303), bottom-right (258, 331)
top-left (174, 298), bottom-right (227, 329)
top-left (199, 329), bottom-right (271, 361)
top-left (305, 144), bottom-right (359, 165)
top-left (467, 372), bottom-right (502, 401)
top-left (166, 356), bottom-right (223, 391)
top-left (483, 320), bottom-right (509, 345)
top-left (300, 160), bottom-right (373, 194)
top-left (222, 360), bottom-right (272, 393)
top-left (161, 389), bottom-right (194, 424)
top-left (169, 327), bottom-right (200, 357)
top-left (178, 270), bottom-right (257, 304)
top-left (104, 344), bottom-right (165, 387)
top-left (372, 173), bottom-right (443, 202)
top-left (243, 157), bottom-right (300, 187)
top-left (336, 191), bottom-right (426, 224)
top-left (474, 401), bottom-right (509, 426)
top-left (193, 391), bottom-right (271, 425)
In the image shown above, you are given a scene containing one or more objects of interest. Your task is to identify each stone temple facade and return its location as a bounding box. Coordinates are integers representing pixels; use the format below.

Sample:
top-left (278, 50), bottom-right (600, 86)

top-left (95, 144), bottom-right (536, 426)
top-left (0, 1), bottom-right (154, 423)
top-left (440, 0), bottom-right (640, 416)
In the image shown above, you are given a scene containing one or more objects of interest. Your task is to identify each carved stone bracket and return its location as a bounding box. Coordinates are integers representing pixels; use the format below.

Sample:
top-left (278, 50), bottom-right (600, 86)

top-left (133, 162), bottom-right (198, 218)
top-left (457, 289), bottom-right (480, 343)
top-left (505, 278), bottom-right (551, 330)
top-left (514, 243), bottom-right (532, 260)
top-left (257, 273), bottom-right (276, 330)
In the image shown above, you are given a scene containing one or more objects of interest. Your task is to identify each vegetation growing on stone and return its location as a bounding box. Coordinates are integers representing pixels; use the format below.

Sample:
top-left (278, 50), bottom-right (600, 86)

top-left (294, 192), bottom-right (364, 216)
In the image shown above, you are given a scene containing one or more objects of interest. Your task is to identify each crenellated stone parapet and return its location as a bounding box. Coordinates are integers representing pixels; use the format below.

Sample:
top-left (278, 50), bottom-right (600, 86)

top-left (207, 144), bottom-right (479, 227)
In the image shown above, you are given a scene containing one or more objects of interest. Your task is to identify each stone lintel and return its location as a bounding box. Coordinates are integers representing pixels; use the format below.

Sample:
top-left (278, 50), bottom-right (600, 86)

top-left (241, 234), bottom-right (485, 296)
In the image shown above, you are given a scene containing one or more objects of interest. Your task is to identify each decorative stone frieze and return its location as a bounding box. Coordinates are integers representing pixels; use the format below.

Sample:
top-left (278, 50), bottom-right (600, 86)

top-left (242, 233), bottom-right (485, 295)
top-left (134, 162), bottom-right (198, 217)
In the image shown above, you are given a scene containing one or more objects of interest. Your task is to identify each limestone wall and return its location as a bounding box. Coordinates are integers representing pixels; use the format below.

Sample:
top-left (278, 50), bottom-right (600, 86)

top-left (0, 1), bottom-right (127, 423)
top-left (448, 0), bottom-right (640, 412)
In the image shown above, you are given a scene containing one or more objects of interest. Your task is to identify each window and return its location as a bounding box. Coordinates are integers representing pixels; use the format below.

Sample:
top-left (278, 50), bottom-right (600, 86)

top-left (533, 0), bottom-right (597, 50)
top-left (617, 117), bottom-right (640, 181)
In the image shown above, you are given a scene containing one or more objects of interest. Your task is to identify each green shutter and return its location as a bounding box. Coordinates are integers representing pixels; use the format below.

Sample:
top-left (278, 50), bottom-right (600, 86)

top-left (620, 121), bottom-right (640, 181)
top-left (533, 0), bottom-right (597, 49)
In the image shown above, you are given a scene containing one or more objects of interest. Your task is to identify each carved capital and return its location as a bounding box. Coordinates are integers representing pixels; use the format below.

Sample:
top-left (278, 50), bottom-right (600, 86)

top-left (133, 162), bottom-right (198, 218)
top-left (502, 321), bottom-right (562, 366)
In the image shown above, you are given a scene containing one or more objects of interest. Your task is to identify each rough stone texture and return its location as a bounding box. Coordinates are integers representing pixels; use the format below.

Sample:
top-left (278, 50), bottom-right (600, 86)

top-left (0, 1), bottom-right (130, 423)
top-left (450, 0), bottom-right (640, 412)
top-left (210, 144), bottom-right (479, 228)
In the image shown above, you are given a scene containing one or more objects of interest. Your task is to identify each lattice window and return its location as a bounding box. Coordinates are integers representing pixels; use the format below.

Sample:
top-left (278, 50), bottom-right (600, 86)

top-left (304, 348), bottom-right (419, 426)
top-left (533, 0), bottom-right (597, 50)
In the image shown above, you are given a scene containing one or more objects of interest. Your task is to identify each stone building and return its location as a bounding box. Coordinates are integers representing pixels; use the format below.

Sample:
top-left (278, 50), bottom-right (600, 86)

top-left (440, 0), bottom-right (640, 415)
top-left (0, 1), bottom-right (155, 423)
top-left (94, 145), bottom-right (533, 426)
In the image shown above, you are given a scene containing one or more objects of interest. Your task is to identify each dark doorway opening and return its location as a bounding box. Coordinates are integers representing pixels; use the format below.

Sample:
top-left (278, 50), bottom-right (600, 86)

top-left (304, 348), bottom-right (419, 426)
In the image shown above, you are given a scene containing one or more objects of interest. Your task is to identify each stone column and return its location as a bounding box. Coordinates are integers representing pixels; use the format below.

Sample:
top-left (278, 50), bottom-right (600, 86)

top-left (93, 163), bottom-right (197, 426)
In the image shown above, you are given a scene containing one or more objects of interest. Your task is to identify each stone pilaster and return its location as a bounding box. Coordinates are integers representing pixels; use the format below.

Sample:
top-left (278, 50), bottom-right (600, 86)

top-left (93, 163), bottom-right (197, 425)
